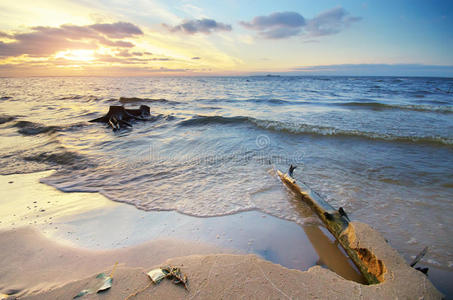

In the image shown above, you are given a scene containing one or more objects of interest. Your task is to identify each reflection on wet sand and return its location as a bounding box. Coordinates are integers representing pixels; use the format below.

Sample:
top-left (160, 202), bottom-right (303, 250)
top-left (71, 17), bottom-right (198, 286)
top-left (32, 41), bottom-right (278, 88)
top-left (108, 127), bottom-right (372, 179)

top-left (304, 225), bottom-right (365, 283)
top-left (286, 181), bottom-right (365, 283)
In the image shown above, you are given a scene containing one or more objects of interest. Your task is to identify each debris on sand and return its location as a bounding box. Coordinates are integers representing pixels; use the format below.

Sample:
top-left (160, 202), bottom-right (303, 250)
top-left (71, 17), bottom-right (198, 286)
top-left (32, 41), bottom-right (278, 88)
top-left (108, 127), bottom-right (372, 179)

top-left (73, 263), bottom-right (117, 298)
top-left (126, 266), bottom-right (188, 300)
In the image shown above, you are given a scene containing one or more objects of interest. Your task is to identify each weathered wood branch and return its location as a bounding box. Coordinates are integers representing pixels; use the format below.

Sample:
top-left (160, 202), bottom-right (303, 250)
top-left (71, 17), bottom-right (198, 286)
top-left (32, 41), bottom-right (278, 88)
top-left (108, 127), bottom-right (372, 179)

top-left (410, 246), bottom-right (428, 267)
top-left (277, 169), bottom-right (385, 284)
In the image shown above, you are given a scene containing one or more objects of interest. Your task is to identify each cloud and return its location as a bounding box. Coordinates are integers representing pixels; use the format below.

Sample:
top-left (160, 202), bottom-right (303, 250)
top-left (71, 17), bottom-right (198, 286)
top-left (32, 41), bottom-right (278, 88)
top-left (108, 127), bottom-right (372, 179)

top-left (117, 50), bottom-right (133, 57)
top-left (240, 7), bottom-right (360, 39)
top-left (0, 62), bottom-right (193, 76)
top-left (94, 52), bottom-right (172, 64)
top-left (192, 56), bottom-right (201, 60)
top-left (150, 57), bottom-right (172, 61)
top-left (157, 67), bottom-right (190, 72)
top-left (116, 50), bottom-right (153, 57)
top-left (240, 11), bottom-right (305, 30)
top-left (305, 7), bottom-right (361, 37)
top-left (99, 39), bottom-right (135, 48)
top-left (263, 27), bottom-right (302, 39)
top-left (163, 18), bottom-right (232, 34)
top-left (0, 22), bottom-right (143, 57)
top-left (95, 54), bottom-right (144, 64)
top-left (240, 11), bottom-right (305, 39)
top-left (89, 22), bottom-right (143, 38)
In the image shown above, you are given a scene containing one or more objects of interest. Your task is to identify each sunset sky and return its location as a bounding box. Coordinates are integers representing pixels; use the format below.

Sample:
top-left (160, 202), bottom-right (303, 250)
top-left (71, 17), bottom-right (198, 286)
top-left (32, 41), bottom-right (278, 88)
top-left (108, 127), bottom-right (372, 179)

top-left (0, 0), bottom-right (452, 76)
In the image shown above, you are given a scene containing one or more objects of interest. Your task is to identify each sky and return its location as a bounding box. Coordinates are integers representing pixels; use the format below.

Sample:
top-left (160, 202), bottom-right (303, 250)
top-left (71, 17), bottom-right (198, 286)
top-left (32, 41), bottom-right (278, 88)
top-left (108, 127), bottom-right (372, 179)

top-left (0, 0), bottom-right (452, 76)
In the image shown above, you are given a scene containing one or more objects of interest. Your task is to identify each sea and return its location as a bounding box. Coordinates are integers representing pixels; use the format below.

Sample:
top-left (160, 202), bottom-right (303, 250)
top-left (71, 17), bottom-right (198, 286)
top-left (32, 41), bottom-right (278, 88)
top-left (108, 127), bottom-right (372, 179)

top-left (0, 76), bottom-right (452, 283)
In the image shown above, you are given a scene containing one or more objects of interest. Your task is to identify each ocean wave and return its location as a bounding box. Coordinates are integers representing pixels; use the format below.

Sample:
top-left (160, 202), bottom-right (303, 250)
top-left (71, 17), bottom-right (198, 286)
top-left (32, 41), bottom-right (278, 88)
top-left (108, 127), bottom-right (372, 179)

top-left (246, 98), bottom-right (321, 106)
top-left (60, 95), bottom-right (83, 100)
top-left (179, 115), bottom-right (453, 146)
top-left (12, 120), bottom-right (62, 135)
top-left (0, 115), bottom-right (16, 124)
top-left (412, 90), bottom-right (434, 95)
top-left (194, 98), bottom-right (314, 106)
top-left (179, 115), bottom-right (250, 126)
top-left (10, 118), bottom-right (92, 135)
top-left (254, 98), bottom-right (294, 105)
top-left (418, 99), bottom-right (451, 105)
top-left (251, 119), bottom-right (453, 146)
top-left (119, 97), bottom-right (180, 105)
top-left (60, 95), bottom-right (101, 102)
top-left (338, 102), bottom-right (453, 114)
top-left (63, 122), bottom-right (91, 131)
top-left (23, 151), bottom-right (88, 168)
top-left (0, 141), bottom-right (92, 174)
top-left (195, 98), bottom-right (452, 113)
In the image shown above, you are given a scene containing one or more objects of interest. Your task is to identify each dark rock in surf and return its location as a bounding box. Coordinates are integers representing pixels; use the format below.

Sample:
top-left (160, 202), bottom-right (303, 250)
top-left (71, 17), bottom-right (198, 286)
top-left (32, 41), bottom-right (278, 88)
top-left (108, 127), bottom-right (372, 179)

top-left (89, 105), bottom-right (151, 131)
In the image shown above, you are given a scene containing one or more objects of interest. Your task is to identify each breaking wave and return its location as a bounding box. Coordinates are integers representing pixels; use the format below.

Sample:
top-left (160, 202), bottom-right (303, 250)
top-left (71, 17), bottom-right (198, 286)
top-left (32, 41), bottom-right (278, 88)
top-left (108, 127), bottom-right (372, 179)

top-left (0, 115), bottom-right (16, 124)
top-left (338, 102), bottom-right (453, 114)
top-left (195, 98), bottom-right (452, 114)
top-left (23, 150), bottom-right (89, 168)
top-left (179, 115), bottom-right (250, 126)
top-left (119, 97), bottom-right (180, 105)
top-left (12, 120), bottom-right (62, 136)
top-left (60, 95), bottom-right (101, 102)
top-left (179, 115), bottom-right (453, 146)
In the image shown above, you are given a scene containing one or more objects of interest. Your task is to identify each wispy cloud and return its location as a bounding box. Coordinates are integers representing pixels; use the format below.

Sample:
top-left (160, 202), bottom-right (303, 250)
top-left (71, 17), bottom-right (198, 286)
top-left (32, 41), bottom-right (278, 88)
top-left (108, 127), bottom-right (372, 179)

top-left (89, 22), bottom-right (143, 38)
top-left (0, 62), bottom-right (193, 76)
top-left (306, 7), bottom-right (362, 37)
top-left (94, 53), bottom-right (172, 64)
top-left (0, 22), bottom-right (143, 57)
top-left (240, 11), bottom-right (305, 39)
top-left (240, 7), bottom-right (360, 39)
top-left (115, 50), bottom-right (153, 57)
top-left (163, 18), bottom-right (232, 34)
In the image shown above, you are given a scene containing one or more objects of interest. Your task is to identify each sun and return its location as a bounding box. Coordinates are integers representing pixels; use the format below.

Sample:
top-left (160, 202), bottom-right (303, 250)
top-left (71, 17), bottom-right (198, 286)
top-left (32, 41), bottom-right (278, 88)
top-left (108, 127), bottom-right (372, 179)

top-left (55, 49), bottom-right (96, 62)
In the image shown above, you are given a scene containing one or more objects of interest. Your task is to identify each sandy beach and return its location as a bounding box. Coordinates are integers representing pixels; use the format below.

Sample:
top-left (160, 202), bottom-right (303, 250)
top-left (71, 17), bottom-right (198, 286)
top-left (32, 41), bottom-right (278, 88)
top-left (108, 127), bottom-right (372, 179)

top-left (0, 171), bottom-right (444, 299)
top-left (0, 225), bottom-right (443, 300)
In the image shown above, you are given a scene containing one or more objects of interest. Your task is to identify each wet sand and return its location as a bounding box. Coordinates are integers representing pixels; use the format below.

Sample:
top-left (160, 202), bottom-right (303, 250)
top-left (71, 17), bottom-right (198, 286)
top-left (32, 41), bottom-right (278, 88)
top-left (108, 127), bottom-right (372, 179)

top-left (0, 227), bottom-right (225, 297)
top-left (0, 171), bottom-right (444, 299)
top-left (0, 172), bottom-right (364, 281)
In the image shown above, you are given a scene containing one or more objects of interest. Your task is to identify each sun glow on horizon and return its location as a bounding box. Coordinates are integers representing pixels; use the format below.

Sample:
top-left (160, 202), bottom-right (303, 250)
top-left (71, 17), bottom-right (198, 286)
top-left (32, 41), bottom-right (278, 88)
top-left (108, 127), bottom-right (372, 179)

top-left (55, 49), bottom-right (96, 62)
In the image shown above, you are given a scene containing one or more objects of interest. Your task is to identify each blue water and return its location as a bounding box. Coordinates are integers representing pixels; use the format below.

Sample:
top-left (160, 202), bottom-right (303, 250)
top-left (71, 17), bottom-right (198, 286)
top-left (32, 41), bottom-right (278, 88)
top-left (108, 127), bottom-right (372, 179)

top-left (0, 76), bottom-right (452, 275)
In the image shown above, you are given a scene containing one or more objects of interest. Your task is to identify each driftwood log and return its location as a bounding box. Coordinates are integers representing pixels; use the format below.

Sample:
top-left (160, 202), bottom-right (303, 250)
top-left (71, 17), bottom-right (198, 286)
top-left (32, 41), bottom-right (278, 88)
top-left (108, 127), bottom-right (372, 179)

top-left (89, 105), bottom-right (150, 130)
top-left (277, 167), bottom-right (385, 284)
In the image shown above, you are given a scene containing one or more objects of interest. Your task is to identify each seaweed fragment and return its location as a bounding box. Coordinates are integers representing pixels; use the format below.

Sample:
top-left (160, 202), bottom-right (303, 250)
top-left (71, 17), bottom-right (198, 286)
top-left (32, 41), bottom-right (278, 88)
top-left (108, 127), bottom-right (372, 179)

top-left (161, 266), bottom-right (189, 290)
top-left (126, 266), bottom-right (188, 300)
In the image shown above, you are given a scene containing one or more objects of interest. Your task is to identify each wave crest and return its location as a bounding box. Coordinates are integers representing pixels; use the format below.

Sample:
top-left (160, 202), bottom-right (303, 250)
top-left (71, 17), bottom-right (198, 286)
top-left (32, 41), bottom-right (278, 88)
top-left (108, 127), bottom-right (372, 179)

top-left (12, 120), bottom-right (62, 136)
top-left (179, 115), bottom-right (453, 146)
top-left (0, 115), bottom-right (16, 124)
top-left (119, 97), bottom-right (180, 105)
top-left (339, 102), bottom-right (453, 114)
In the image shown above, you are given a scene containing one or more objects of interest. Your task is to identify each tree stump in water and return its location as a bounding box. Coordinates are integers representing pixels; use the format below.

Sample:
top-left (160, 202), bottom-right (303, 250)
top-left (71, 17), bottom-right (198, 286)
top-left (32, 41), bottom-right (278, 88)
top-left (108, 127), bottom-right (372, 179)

top-left (89, 105), bottom-right (151, 130)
